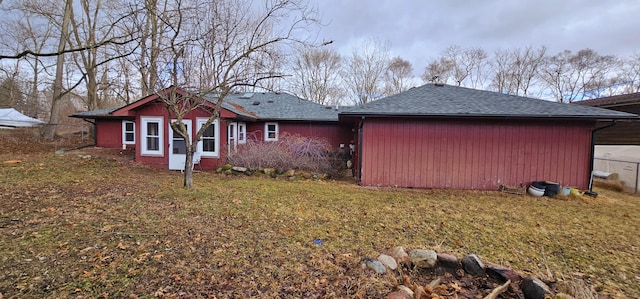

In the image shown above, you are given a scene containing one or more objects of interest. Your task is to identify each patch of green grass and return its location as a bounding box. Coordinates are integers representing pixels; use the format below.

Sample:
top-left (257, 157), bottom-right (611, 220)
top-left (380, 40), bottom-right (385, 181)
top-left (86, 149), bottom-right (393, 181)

top-left (1, 152), bottom-right (639, 298)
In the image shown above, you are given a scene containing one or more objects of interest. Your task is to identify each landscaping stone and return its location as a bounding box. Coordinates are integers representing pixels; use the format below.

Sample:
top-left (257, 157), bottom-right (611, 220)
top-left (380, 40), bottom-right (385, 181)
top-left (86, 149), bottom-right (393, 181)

top-left (389, 246), bottom-right (410, 265)
top-left (232, 166), bottom-right (247, 172)
top-left (263, 168), bottom-right (275, 175)
top-left (436, 252), bottom-right (459, 268)
top-left (363, 258), bottom-right (386, 274)
top-left (409, 249), bottom-right (437, 268)
top-left (461, 254), bottom-right (485, 276)
top-left (377, 254), bottom-right (397, 270)
top-left (486, 262), bottom-right (522, 282)
top-left (286, 169), bottom-right (295, 176)
top-left (521, 276), bottom-right (552, 299)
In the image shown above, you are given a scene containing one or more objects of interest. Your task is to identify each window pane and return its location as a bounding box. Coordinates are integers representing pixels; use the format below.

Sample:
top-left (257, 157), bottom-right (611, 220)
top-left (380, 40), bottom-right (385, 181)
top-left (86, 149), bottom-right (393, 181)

top-left (147, 123), bottom-right (158, 136)
top-left (203, 139), bottom-right (215, 152)
top-left (125, 122), bottom-right (134, 131)
top-left (147, 137), bottom-right (159, 151)
top-left (204, 124), bottom-right (214, 137)
top-left (125, 132), bottom-right (134, 142)
top-left (173, 139), bottom-right (186, 154)
top-left (267, 124), bottom-right (276, 132)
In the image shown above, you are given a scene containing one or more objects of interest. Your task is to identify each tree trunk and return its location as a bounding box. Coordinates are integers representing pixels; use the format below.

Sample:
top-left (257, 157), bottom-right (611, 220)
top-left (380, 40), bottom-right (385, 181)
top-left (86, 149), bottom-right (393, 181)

top-left (43, 0), bottom-right (72, 140)
top-left (183, 143), bottom-right (196, 188)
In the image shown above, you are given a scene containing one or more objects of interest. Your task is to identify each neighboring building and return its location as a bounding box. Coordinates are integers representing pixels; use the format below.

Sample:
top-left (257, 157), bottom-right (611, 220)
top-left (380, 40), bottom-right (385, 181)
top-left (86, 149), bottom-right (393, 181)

top-left (339, 84), bottom-right (637, 190)
top-left (71, 87), bottom-right (352, 171)
top-left (574, 93), bottom-right (640, 193)
top-left (72, 84), bottom-right (637, 191)
top-left (574, 92), bottom-right (640, 145)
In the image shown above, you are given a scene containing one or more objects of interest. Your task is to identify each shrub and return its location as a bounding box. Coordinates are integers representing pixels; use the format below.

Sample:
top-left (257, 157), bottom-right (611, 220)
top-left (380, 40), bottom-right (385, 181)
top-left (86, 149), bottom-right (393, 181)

top-left (227, 133), bottom-right (342, 176)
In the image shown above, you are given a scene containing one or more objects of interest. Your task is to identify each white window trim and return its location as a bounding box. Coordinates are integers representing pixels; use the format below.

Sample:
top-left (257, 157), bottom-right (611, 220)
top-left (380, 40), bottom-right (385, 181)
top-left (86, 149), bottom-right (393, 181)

top-left (141, 116), bottom-right (163, 156)
top-left (197, 118), bottom-right (220, 158)
top-left (238, 122), bottom-right (247, 144)
top-left (265, 122), bottom-right (278, 141)
top-left (122, 120), bottom-right (135, 145)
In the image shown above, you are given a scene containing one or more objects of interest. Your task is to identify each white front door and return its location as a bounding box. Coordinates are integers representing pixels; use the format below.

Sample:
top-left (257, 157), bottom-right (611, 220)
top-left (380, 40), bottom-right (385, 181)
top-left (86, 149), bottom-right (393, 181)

top-left (168, 119), bottom-right (192, 170)
top-left (228, 122), bottom-right (237, 153)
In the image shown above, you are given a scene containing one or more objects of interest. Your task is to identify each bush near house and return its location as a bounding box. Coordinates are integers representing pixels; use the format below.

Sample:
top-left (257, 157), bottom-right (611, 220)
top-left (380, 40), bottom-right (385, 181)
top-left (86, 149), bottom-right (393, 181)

top-left (227, 133), bottom-right (346, 177)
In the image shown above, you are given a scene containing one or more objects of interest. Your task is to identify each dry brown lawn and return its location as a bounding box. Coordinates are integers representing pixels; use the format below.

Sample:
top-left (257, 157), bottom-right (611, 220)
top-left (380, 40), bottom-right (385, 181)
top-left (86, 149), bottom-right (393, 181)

top-left (1, 133), bottom-right (638, 298)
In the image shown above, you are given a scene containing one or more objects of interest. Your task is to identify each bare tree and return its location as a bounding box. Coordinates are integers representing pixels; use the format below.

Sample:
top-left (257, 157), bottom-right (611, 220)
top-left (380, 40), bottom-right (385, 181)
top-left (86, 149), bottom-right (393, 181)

top-left (539, 48), bottom-right (620, 102)
top-left (383, 56), bottom-right (413, 95)
top-left (422, 46), bottom-right (488, 88)
top-left (619, 52), bottom-right (640, 93)
top-left (67, 0), bottom-right (140, 111)
top-left (342, 38), bottom-right (389, 105)
top-left (148, 0), bottom-right (318, 187)
top-left (422, 57), bottom-right (453, 84)
top-left (290, 46), bottom-right (343, 104)
top-left (489, 46), bottom-right (546, 96)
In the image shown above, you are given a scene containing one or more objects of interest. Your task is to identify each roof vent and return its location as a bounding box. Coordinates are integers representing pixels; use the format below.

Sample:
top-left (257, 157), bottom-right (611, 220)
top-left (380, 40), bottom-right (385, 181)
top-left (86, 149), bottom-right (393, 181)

top-left (434, 82), bottom-right (445, 87)
top-left (267, 99), bottom-right (274, 103)
top-left (240, 92), bottom-right (254, 99)
top-left (324, 106), bottom-right (332, 109)
top-left (252, 101), bottom-right (260, 105)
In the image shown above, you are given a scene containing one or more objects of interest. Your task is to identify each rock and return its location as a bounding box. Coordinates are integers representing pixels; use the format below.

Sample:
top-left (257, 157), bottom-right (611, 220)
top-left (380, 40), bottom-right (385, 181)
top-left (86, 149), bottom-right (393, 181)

top-left (363, 258), bottom-right (386, 274)
top-left (276, 167), bottom-right (286, 175)
top-left (232, 166), bottom-right (247, 172)
top-left (221, 164), bottom-right (233, 170)
top-left (436, 252), bottom-right (459, 268)
top-left (389, 246), bottom-right (410, 265)
top-left (286, 169), bottom-right (295, 176)
top-left (244, 170), bottom-right (253, 176)
top-left (521, 276), bottom-right (552, 299)
top-left (55, 149), bottom-right (65, 155)
top-left (377, 254), bottom-right (398, 270)
top-left (215, 167), bottom-right (223, 173)
top-left (485, 262), bottom-right (522, 282)
top-left (409, 249), bottom-right (437, 268)
top-left (461, 254), bottom-right (485, 276)
top-left (263, 168), bottom-right (275, 175)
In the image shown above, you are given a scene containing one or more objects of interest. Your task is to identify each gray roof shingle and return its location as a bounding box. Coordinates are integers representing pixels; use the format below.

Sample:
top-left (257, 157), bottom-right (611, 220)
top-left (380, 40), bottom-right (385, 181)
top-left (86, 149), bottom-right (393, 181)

top-left (340, 84), bottom-right (638, 120)
top-left (213, 92), bottom-right (342, 121)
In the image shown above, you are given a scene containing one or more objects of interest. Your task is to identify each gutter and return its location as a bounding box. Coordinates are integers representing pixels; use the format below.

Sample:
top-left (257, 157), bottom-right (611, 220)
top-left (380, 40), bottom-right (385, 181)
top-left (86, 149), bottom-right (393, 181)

top-left (588, 120), bottom-right (618, 193)
top-left (357, 116), bottom-right (364, 184)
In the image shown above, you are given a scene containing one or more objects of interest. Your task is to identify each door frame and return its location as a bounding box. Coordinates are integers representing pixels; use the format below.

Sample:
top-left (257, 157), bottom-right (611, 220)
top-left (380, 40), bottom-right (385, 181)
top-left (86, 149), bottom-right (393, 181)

top-left (168, 119), bottom-right (192, 170)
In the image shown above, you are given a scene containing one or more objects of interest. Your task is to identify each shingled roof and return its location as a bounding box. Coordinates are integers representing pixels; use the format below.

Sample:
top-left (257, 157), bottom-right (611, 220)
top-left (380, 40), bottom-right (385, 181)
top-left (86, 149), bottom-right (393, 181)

top-left (71, 90), bottom-right (343, 122)
top-left (340, 84), bottom-right (638, 120)
top-left (215, 92), bottom-right (342, 121)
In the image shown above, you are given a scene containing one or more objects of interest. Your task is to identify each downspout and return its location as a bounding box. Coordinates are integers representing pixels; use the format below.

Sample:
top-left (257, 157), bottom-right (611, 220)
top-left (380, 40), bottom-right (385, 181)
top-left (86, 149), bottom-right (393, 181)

top-left (357, 116), bottom-right (365, 184)
top-left (588, 120), bottom-right (617, 192)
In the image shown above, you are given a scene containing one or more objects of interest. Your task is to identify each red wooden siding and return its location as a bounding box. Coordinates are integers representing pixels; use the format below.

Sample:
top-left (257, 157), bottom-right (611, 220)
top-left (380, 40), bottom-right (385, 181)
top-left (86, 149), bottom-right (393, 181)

top-left (95, 120), bottom-right (125, 148)
top-left (134, 102), bottom-right (234, 170)
top-left (245, 121), bottom-right (352, 150)
top-left (359, 118), bottom-right (594, 190)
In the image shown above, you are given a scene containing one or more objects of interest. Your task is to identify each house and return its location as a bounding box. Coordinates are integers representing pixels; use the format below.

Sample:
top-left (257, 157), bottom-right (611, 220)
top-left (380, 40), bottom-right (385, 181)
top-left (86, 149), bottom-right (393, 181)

top-left (574, 92), bottom-right (640, 145)
top-left (71, 87), bottom-right (352, 171)
top-left (339, 84), bottom-right (638, 190)
top-left (573, 92), bottom-right (640, 193)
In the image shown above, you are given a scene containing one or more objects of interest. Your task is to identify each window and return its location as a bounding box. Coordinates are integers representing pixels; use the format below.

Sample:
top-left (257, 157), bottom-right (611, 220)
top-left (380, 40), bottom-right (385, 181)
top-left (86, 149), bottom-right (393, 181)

top-left (122, 120), bottom-right (135, 144)
top-left (265, 122), bottom-right (278, 141)
top-left (197, 118), bottom-right (219, 157)
top-left (238, 122), bottom-right (246, 144)
top-left (141, 117), bottom-right (163, 156)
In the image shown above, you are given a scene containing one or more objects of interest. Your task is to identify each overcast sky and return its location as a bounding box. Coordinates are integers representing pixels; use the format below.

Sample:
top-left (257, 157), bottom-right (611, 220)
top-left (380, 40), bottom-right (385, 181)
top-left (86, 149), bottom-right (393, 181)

top-left (313, 0), bottom-right (640, 77)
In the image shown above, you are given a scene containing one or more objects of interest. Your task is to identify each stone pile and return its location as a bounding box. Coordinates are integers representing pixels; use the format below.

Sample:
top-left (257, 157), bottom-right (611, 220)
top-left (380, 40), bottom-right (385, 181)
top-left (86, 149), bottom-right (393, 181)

top-left (362, 246), bottom-right (576, 299)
